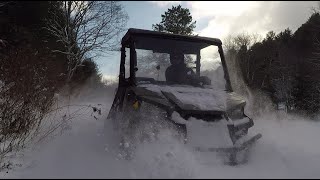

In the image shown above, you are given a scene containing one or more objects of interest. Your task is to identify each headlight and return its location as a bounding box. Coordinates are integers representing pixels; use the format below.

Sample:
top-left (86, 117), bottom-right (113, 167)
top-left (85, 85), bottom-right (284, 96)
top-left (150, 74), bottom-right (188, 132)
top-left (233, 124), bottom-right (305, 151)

top-left (132, 100), bottom-right (140, 110)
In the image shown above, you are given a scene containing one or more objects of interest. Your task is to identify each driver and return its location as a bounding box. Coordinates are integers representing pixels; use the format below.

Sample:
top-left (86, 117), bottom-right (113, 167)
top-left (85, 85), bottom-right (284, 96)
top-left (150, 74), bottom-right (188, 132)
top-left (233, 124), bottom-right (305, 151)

top-left (165, 51), bottom-right (195, 84)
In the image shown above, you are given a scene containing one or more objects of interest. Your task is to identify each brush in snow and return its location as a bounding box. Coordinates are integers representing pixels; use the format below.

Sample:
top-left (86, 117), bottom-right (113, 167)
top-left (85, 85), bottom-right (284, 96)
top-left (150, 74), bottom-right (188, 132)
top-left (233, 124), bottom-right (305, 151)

top-left (107, 28), bottom-right (262, 165)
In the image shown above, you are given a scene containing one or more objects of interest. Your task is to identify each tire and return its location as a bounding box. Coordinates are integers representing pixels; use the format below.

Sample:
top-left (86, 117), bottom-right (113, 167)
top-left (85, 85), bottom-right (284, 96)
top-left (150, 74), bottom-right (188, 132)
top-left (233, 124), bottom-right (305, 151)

top-left (118, 95), bottom-right (187, 159)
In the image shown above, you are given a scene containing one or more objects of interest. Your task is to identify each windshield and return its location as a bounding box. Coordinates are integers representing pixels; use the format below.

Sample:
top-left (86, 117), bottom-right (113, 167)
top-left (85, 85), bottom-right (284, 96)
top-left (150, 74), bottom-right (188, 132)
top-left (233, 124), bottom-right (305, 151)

top-left (132, 38), bottom-right (226, 90)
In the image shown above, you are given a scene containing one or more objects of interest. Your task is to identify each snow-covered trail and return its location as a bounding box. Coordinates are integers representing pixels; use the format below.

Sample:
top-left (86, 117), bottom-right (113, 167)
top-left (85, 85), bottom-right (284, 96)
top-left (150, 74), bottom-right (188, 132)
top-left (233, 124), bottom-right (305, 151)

top-left (2, 90), bottom-right (320, 178)
top-left (197, 113), bottom-right (320, 179)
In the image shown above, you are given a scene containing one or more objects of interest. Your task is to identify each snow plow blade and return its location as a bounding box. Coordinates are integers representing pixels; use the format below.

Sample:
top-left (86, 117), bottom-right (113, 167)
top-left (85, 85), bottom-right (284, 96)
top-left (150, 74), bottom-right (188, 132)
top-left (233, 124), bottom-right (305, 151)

top-left (195, 133), bottom-right (262, 153)
top-left (195, 133), bottom-right (262, 165)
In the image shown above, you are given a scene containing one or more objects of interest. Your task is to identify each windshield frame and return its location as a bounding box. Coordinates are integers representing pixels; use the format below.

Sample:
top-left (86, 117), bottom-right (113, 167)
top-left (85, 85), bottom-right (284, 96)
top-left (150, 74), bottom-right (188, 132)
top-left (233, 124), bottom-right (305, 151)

top-left (119, 29), bottom-right (233, 92)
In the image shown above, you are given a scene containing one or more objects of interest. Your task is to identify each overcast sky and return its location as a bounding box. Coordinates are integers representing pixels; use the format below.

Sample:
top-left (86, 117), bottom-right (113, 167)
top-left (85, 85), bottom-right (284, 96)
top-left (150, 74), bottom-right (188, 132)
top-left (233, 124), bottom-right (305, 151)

top-left (96, 1), bottom-right (319, 81)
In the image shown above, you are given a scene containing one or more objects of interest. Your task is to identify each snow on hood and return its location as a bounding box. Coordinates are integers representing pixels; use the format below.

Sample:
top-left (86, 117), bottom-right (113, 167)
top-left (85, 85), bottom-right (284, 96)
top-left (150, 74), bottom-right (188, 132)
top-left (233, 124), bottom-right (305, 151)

top-left (138, 84), bottom-right (228, 111)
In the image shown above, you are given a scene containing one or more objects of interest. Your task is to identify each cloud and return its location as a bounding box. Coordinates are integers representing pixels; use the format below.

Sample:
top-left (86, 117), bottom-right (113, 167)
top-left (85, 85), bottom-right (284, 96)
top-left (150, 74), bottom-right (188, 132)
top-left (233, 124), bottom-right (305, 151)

top-left (101, 1), bottom-right (319, 79)
top-left (149, 1), bottom-right (181, 7)
top-left (187, 1), bottom-right (319, 42)
top-left (185, 1), bottom-right (319, 72)
top-left (187, 1), bottom-right (259, 19)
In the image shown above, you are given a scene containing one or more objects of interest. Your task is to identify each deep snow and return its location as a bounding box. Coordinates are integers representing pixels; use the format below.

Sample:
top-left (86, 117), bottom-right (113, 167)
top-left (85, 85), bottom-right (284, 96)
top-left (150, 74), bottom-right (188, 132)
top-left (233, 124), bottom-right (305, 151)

top-left (1, 87), bottom-right (320, 179)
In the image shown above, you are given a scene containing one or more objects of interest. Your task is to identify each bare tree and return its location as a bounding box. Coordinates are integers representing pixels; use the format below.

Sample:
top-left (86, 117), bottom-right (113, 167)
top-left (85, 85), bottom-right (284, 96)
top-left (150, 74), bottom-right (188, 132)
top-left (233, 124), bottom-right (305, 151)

top-left (234, 32), bottom-right (261, 50)
top-left (311, 1), bottom-right (320, 14)
top-left (223, 32), bottom-right (262, 95)
top-left (0, 46), bottom-right (55, 169)
top-left (0, 1), bottom-right (12, 8)
top-left (223, 35), bottom-right (237, 52)
top-left (45, 1), bottom-right (128, 83)
top-left (223, 32), bottom-right (262, 52)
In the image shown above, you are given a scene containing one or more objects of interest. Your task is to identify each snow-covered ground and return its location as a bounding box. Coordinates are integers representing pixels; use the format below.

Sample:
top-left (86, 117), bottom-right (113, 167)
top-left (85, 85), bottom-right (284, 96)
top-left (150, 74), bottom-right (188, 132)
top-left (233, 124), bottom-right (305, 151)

top-left (1, 86), bottom-right (320, 179)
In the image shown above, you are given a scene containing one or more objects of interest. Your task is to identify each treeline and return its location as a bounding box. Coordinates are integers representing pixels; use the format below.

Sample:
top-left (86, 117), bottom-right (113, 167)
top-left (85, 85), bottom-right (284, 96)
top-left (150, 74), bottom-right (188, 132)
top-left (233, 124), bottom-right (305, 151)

top-left (226, 12), bottom-right (320, 115)
top-left (0, 1), bottom-right (127, 163)
top-left (0, 1), bottom-right (105, 94)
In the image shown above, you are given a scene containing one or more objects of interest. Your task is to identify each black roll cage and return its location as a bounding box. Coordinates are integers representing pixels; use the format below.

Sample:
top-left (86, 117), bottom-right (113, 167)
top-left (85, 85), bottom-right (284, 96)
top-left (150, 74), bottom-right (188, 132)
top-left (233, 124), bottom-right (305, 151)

top-left (118, 28), bottom-right (233, 92)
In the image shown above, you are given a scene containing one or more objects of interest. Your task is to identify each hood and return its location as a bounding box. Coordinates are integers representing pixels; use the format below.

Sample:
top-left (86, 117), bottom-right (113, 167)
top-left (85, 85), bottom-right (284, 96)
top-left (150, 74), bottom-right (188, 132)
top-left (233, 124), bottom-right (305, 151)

top-left (136, 84), bottom-right (246, 112)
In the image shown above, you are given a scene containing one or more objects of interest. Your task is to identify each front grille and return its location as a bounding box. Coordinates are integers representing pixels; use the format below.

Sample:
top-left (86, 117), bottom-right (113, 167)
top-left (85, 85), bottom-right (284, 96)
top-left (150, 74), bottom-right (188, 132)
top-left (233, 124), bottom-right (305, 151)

top-left (179, 110), bottom-right (224, 122)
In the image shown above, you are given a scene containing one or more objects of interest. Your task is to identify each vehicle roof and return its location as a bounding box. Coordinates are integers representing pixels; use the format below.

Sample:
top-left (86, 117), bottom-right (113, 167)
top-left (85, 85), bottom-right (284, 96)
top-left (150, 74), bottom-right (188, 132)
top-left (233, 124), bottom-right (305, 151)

top-left (121, 28), bottom-right (222, 54)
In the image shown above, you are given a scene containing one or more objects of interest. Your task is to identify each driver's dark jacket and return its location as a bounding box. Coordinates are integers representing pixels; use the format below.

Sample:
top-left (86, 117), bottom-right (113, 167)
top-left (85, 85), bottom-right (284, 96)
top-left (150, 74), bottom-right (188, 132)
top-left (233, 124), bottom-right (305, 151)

top-left (165, 63), bottom-right (195, 84)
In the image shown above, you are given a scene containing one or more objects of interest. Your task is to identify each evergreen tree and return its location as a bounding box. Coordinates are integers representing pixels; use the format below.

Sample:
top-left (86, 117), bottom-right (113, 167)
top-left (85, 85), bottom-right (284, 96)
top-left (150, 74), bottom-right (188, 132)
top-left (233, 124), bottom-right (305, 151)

top-left (152, 5), bottom-right (196, 35)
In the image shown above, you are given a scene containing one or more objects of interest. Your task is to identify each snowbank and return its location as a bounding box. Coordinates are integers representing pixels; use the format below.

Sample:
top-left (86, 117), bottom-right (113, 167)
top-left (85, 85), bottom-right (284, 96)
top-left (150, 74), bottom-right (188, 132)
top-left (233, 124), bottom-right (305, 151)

top-left (2, 85), bottom-right (320, 178)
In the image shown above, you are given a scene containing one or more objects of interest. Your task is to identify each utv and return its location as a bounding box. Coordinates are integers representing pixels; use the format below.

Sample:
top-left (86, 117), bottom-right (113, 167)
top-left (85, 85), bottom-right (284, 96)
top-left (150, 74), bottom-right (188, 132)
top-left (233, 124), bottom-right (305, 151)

top-left (107, 28), bottom-right (262, 165)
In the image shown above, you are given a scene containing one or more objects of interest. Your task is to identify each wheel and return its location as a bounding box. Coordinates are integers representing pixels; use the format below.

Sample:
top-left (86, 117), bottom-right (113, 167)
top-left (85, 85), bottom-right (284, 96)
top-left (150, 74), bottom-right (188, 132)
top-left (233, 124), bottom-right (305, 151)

top-left (119, 101), bottom-right (188, 159)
